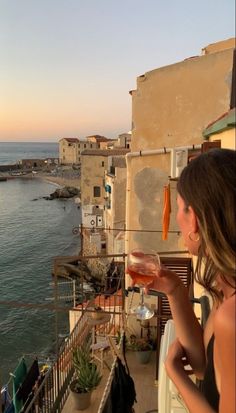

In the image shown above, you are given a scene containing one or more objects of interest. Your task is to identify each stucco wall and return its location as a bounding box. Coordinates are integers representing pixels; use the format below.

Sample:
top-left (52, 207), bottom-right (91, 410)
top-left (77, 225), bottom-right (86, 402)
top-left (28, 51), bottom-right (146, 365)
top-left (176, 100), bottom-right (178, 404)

top-left (59, 139), bottom-right (77, 164)
top-left (81, 155), bottom-right (108, 206)
top-left (126, 153), bottom-right (183, 254)
top-left (131, 47), bottom-right (234, 151)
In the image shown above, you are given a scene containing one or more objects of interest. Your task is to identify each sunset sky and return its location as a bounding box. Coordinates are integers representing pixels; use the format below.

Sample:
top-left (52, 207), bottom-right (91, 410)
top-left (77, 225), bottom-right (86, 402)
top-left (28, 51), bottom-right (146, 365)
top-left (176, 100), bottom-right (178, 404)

top-left (0, 0), bottom-right (235, 142)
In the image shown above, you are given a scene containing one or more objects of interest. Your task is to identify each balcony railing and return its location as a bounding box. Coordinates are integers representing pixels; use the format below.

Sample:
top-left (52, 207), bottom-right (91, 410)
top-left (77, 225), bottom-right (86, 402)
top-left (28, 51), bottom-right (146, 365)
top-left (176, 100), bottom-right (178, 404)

top-left (21, 309), bottom-right (90, 413)
top-left (21, 256), bottom-right (125, 413)
top-left (19, 251), bottom-right (193, 413)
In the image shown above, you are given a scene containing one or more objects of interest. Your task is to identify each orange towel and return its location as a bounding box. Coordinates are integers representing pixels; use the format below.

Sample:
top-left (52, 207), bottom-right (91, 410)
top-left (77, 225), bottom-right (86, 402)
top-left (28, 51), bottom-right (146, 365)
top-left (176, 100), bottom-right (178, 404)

top-left (162, 183), bottom-right (171, 240)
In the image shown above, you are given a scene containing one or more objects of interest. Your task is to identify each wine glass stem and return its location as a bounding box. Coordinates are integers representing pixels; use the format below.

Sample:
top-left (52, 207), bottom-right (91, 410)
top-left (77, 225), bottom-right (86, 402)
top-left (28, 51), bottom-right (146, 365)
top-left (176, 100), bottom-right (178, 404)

top-left (139, 286), bottom-right (145, 306)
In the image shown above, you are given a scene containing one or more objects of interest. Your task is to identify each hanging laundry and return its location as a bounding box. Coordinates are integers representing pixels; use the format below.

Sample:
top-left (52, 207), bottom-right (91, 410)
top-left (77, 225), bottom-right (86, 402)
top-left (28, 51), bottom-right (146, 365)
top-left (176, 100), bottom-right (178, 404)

top-left (1, 385), bottom-right (12, 412)
top-left (12, 358), bottom-right (27, 413)
top-left (17, 360), bottom-right (40, 411)
top-left (4, 401), bottom-right (15, 413)
top-left (162, 183), bottom-right (171, 240)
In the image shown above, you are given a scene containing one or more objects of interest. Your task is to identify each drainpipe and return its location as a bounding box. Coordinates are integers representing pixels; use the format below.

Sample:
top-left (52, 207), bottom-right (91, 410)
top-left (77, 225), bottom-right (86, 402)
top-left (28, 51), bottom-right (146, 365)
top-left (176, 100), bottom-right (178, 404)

top-left (125, 144), bottom-right (201, 254)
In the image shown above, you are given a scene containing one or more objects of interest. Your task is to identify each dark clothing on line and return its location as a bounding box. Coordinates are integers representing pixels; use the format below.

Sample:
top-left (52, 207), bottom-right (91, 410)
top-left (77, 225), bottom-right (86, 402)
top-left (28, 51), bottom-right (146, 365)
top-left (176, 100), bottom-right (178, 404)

top-left (17, 360), bottom-right (40, 410)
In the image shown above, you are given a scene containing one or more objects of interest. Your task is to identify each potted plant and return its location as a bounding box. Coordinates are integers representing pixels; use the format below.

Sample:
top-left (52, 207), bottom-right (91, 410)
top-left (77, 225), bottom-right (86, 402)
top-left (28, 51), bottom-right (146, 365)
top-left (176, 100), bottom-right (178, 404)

top-left (128, 335), bottom-right (153, 364)
top-left (70, 342), bottom-right (102, 410)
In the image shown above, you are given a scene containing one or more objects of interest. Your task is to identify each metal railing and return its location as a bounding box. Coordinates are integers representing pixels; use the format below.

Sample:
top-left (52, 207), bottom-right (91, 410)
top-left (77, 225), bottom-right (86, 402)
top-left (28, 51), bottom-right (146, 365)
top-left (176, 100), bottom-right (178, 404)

top-left (21, 264), bottom-right (125, 413)
top-left (22, 311), bottom-right (90, 413)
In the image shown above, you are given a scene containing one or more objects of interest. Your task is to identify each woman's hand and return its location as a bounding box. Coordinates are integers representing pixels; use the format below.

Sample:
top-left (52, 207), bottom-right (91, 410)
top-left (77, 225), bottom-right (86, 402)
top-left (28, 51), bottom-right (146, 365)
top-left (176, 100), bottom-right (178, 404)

top-left (147, 265), bottom-right (183, 296)
top-left (165, 338), bottom-right (194, 379)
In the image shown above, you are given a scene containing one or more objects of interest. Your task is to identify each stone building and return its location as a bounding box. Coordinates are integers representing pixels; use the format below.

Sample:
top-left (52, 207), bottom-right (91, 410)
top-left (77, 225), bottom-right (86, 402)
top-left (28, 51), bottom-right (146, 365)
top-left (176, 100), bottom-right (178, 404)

top-left (80, 148), bottom-right (130, 253)
top-left (59, 138), bottom-right (79, 164)
top-left (59, 135), bottom-right (115, 165)
top-left (86, 135), bottom-right (114, 150)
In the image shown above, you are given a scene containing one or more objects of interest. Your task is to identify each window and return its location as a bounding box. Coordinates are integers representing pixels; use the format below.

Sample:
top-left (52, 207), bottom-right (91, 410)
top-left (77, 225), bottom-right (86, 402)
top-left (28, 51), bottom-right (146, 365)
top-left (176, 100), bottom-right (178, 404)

top-left (93, 186), bottom-right (101, 197)
top-left (101, 161), bottom-right (104, 167)
top-left (110, 166), bottom-right (115, 175)
top-left (90, 144), bottom-right (93, 148)
top-left (84, 143), bottom-right (86, 148)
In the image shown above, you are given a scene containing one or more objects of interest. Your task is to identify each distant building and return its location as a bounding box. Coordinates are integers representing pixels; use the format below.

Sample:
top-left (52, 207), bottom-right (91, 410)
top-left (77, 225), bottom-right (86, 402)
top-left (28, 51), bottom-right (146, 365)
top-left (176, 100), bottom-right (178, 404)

top-left (20, 158), bottom-right (58, 170)
top-left (117, 132), bottom-right (131, 148)
top-left (104, 156), bottom-right (128, 256)
top-left (59, 135), bottom-right (114, 165)
top-left (86, 135), bottom-right (114, 149)
top-left (80, 148), bottom-right (130, 253)
top-left (59, 138), bottom-right (79, 164)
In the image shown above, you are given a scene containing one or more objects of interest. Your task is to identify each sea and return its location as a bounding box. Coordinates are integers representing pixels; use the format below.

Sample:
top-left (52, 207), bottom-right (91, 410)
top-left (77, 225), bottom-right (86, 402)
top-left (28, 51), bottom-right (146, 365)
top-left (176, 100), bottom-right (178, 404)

top-left (0, 142), bottom-right (81, 384)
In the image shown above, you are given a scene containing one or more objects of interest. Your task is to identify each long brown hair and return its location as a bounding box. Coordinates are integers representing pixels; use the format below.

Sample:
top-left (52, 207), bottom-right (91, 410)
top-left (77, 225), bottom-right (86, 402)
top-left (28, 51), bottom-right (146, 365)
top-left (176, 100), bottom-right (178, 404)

top-left (177, 148), bottom-right (236, 301)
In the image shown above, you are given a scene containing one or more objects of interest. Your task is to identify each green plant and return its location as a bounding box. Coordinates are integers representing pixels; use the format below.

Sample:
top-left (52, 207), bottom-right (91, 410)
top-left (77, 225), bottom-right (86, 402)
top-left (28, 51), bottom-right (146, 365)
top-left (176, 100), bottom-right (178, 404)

top-left (72, 343), bottom-right (102, 393)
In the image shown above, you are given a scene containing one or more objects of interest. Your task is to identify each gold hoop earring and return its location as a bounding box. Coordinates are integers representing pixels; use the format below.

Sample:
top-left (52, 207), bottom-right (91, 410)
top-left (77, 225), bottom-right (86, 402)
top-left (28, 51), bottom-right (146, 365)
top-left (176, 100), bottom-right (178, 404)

top-left (188, 231), bottom-right (200, 242)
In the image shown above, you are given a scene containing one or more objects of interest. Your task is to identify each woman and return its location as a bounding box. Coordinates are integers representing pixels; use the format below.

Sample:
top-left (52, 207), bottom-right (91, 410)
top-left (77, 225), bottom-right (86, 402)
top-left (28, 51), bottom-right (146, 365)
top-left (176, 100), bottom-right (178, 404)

top-left (151, 148), bottom-right (236, 413)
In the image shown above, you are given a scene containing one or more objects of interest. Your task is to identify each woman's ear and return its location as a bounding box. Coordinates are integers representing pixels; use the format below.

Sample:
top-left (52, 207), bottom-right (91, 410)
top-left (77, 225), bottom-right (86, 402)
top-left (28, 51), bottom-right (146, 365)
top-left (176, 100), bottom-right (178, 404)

top-left (188, 206), bottom-right (199, 233)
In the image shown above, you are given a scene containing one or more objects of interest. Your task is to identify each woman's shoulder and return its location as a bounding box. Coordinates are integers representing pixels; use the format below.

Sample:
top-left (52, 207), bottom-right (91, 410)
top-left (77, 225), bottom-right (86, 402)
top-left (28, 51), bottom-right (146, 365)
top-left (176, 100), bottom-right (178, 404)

top-left (214, 295), bottom-right (235, 334)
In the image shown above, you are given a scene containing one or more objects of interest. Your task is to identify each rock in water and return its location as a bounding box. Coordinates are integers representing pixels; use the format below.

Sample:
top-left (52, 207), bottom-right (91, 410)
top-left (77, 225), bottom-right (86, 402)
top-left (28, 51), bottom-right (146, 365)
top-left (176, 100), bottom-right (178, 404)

top-left (45, 186), bottom-right (80, 200)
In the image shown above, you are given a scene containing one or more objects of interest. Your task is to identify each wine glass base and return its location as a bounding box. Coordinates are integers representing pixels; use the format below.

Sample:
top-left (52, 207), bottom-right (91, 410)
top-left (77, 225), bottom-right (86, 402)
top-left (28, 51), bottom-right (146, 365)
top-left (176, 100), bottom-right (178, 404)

top-left (130, 304), bottom-right (154, 320)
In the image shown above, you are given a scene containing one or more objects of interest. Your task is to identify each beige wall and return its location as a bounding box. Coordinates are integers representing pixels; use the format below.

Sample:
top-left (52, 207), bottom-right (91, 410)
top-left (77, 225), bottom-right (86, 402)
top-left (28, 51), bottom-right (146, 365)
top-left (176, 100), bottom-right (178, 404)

top-left (126, 152), bottom-right (185, 254)
top-left (59, 139), bottom-right (98, 164)
top-left (131, 46), bottom-right (234, 151)
top-left (81, 154), bottom-right (108, 207)
top-left (209, 128), bottom-right (236, 149)
top-left (201, 37), bottom-right (235, 55)
top-left (59, 138), bottom-right (78, 164)
top-left (77, 141), bottom-right (98, 163)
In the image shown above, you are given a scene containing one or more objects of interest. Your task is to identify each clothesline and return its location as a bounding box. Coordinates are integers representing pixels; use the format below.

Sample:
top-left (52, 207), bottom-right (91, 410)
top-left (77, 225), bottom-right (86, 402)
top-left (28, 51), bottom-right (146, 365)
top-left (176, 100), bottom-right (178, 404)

top-left (1, 356), bottom-right (51, 413)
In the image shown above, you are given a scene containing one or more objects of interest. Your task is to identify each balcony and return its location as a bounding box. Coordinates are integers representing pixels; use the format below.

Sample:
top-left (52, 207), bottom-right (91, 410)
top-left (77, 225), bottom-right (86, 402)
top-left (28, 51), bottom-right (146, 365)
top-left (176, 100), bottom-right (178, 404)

top-left (19, 252), bottom-right (196, 413)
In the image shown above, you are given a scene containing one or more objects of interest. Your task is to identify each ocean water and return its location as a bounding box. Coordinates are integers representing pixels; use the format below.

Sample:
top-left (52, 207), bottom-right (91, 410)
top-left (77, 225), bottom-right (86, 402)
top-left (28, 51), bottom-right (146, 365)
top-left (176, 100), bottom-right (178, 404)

top-left (0, 141), bottom-right (58, 165)
top-left (0, 143), bottom-right (81, 383)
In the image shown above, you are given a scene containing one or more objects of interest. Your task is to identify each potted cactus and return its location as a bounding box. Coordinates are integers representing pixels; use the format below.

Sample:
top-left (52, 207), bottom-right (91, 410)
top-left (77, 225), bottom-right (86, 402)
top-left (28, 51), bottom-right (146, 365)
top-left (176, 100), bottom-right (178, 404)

top-left (70, 342), bottom-right (102, 410)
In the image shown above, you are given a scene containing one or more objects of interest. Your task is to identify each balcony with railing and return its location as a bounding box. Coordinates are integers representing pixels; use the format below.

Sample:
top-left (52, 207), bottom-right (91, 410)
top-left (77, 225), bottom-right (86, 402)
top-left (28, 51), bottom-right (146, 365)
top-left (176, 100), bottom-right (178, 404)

top-left (11, 250), bottom-right (199, 413)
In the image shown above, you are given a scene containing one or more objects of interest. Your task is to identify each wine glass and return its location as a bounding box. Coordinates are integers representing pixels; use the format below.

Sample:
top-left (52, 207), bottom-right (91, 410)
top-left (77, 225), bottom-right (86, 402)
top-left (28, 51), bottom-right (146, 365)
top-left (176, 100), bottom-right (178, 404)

top-left (127, 248), bottom-right (160, 320)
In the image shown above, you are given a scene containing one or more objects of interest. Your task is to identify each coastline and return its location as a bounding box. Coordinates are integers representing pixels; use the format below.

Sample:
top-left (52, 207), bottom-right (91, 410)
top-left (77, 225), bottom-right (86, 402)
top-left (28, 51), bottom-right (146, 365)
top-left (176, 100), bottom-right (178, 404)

top-left (37, 172), bottom-right (81, 188)
top-left (0, 170), bottom-right (81, 189)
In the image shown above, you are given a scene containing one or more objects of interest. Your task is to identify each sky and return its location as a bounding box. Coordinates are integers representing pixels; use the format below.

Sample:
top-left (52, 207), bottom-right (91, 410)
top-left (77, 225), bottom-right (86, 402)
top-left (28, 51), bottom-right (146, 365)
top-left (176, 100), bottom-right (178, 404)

top-left (0, 0), bottom-right (235, 142)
